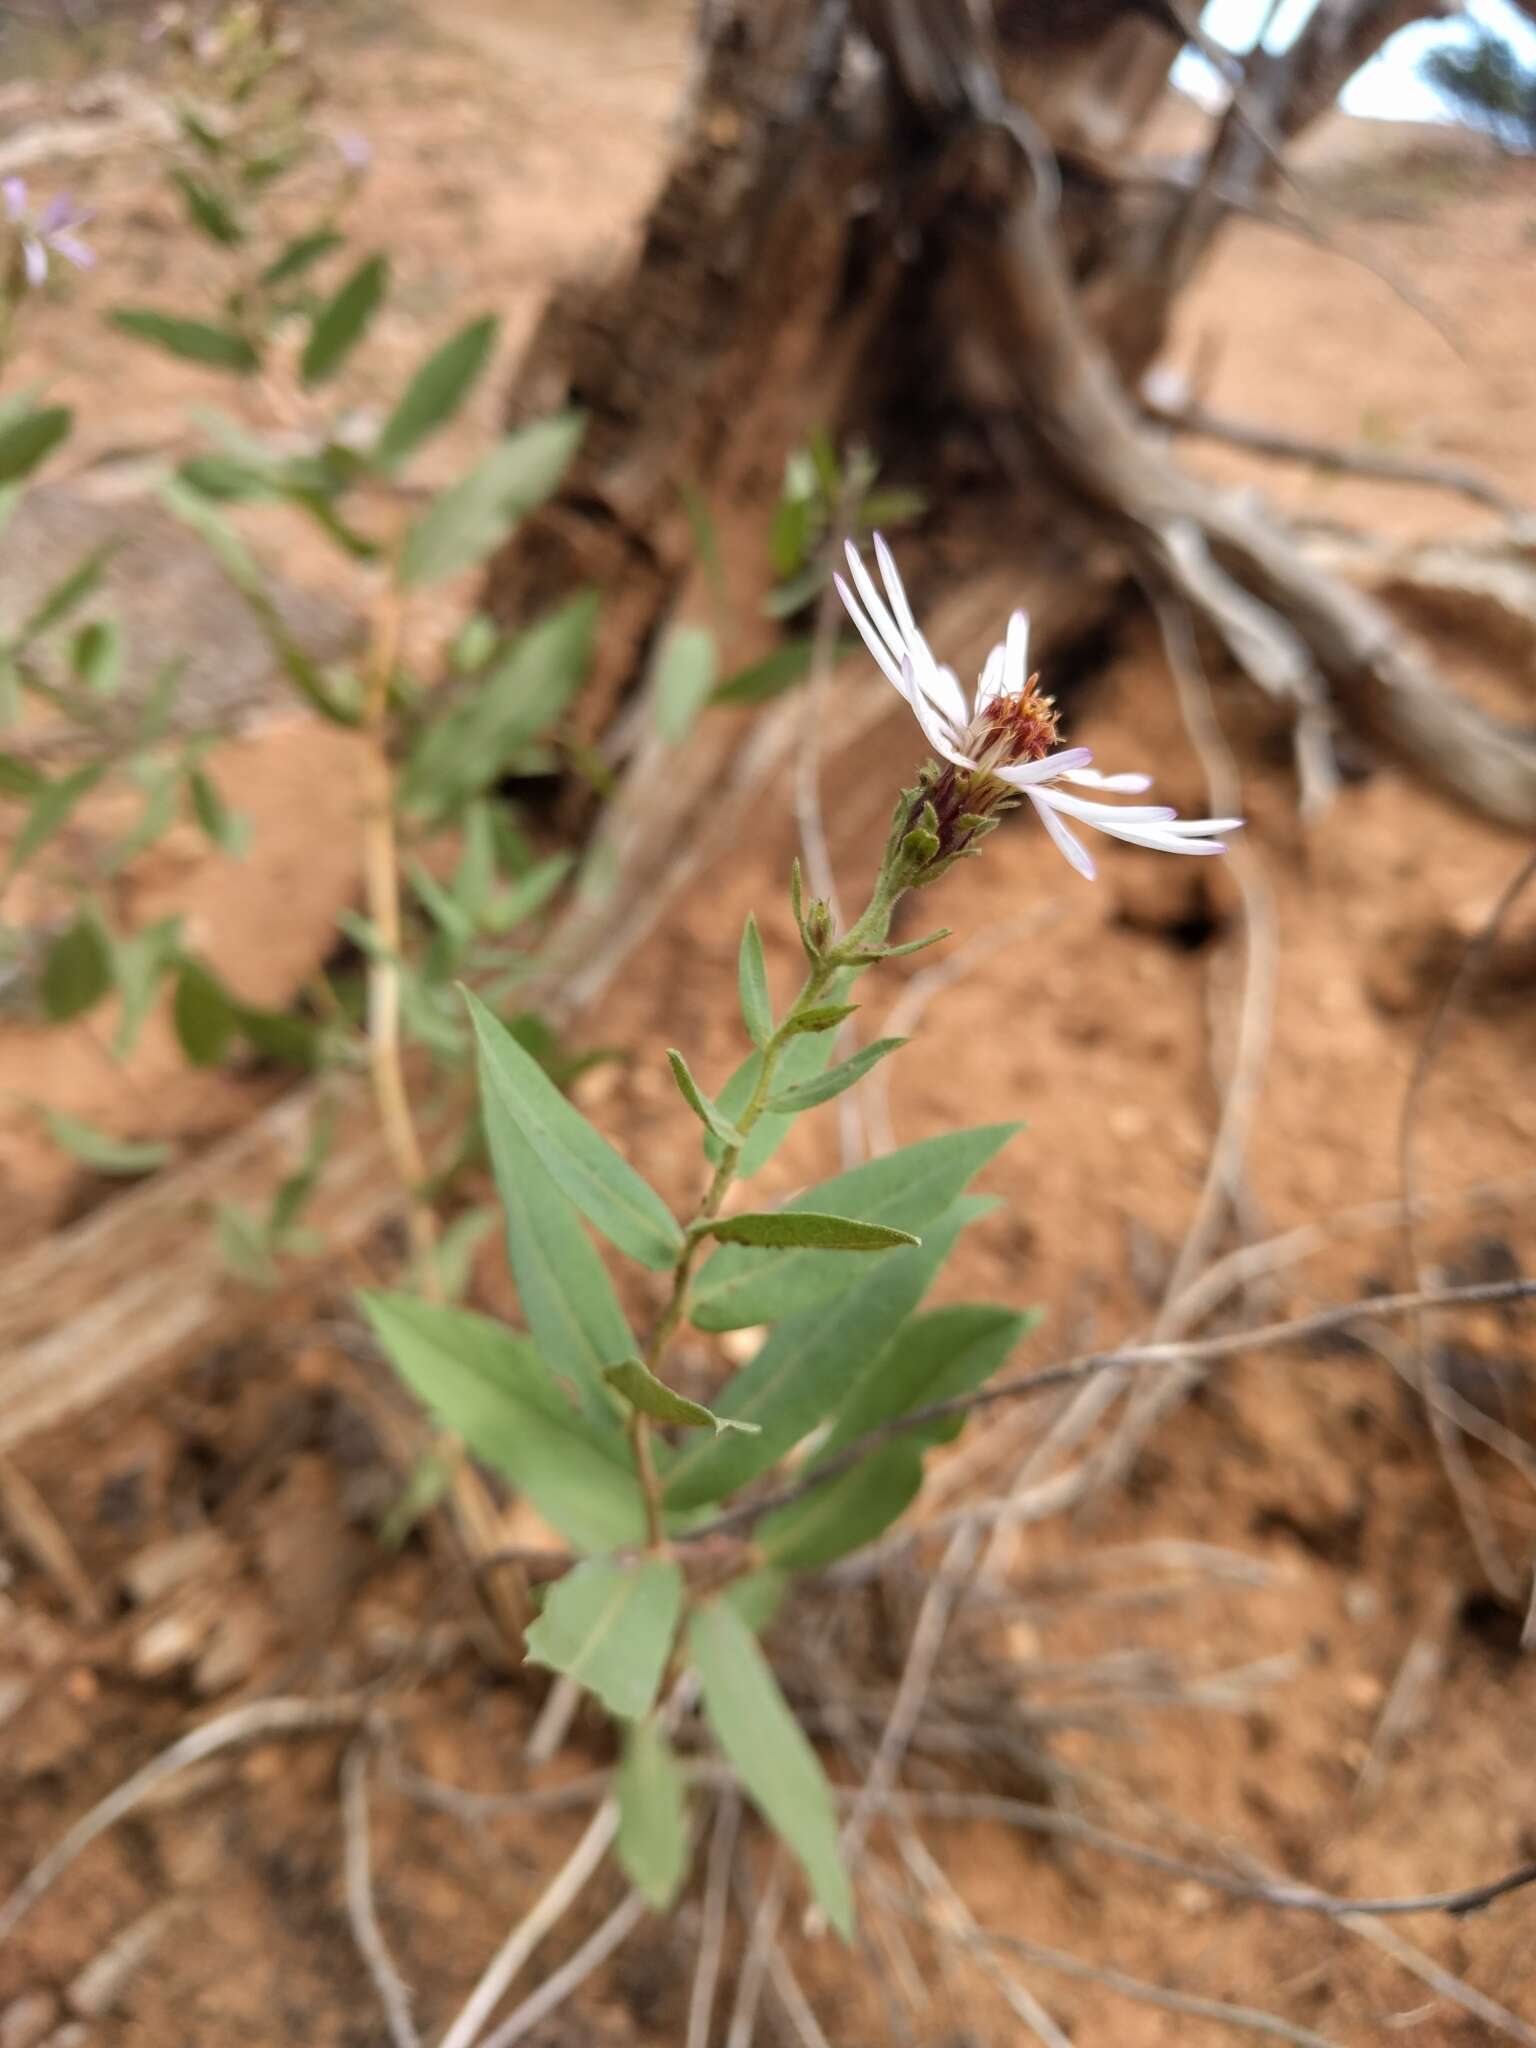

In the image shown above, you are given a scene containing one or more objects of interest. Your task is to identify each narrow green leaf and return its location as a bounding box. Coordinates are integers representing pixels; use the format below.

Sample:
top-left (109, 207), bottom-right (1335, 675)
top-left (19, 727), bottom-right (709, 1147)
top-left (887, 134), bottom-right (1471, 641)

top-left (482, 851), bottom-right (574, 935)
top-left (215, 1201), bottom-right (279, 1287)
top-left (410, 1206), bottom-right (497, 1305)
top-left (42, 1108), bottom-right (172, 1177)
top-left (235, 1002), bottom-right (322, 1070)
top-left (359, 1293), bottom-right (645, 1551)
top-left (712, 641), bottom-right (815, 707)
top-left (0, 754), bottom-right (44, 797)
top-left (651, 623), bottom-right (716, 744)
top-left (689, 1599), bottom-right (853, 1939)
top-left (704, 974), bottom-right (855, 1181)
top-left (17, 542), bottom-right (115, 644)
top-left (525, 1556), bottom-right (683, 1721)
top-left (70, 618), bottom-right (123, 697)
top-left (0, 405), bottom-right (71, 484)
top-left (40, 915), bottom-right (111, 1021)
top-left (781, 1002), bottom-right (858, 1037)
top-left (757, 1304), bottom-right (1034, 1569)
top-left (466, 989), bottom-right (684, 1271)
top-left (187, 765), bottom-right (247, 854)
top-left (604, 1358), bottom-right (760, 1436)
top-left (666, 1050), bottom-right (743, 1147)
top-left (689, 1124), bottom-right (1020, 1332)
top-left (701, 1211), bottom-right (919, 1253)
top-left (477, 1039), bottom-right (634, 1423)
top-left (398, 413), bottom-right (584, 587)
top-left (766, 1037), bottom-right (907, 1114)
top-left (399, 593), bottom-right (595, 817)
top-left (110, 915), bottom-right (182, 1055)
top-left (301, 253), bottom-right (388, 385)
top-left (616, 1718), bottom-right (690, 1909)
top-left (159, 481), bottom-right (360, 724)
top-left (376, 314), bottom-right (499, 469)
top-left (737, 914), bottom-right (772, 1049)
top-left (664, 1201), bottom-right (981, 1513)
top-left (170, 169), bottom-right (244, 246)
top-left (260, 229), bottom-right (343, 288)
top-left (110, 310), bottom-right (260, 374)
top-left (6, 764), bottom-right (104, 885)
top-left (172, 959), bottom-right (237, 1066)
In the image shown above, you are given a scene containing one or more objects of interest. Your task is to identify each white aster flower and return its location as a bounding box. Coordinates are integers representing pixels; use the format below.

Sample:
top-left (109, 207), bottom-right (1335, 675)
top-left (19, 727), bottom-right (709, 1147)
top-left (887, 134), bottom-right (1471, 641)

top-left (835, 535), bottom-right (1240, 882)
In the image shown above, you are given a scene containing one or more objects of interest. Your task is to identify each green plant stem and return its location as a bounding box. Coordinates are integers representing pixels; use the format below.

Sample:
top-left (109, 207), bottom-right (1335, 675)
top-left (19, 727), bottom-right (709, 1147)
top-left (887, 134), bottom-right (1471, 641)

top-left (626, 872), bottom-right (902, 1547)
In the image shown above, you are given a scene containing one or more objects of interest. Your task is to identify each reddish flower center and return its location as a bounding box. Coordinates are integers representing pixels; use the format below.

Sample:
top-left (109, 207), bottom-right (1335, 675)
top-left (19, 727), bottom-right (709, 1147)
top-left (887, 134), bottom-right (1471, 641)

top-left (976, 675), bottom-right (1060, 768)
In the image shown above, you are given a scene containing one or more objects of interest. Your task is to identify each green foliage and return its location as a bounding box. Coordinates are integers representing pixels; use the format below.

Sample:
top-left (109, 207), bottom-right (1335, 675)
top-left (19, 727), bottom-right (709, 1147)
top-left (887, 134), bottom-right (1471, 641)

top-left (689, 1599), bottom-right (852, 1938)
top-left (604, 1359), bottom-right (759, 1437)
top-left (360, 1294), bottom-right (644, 1553)
top-left (301, 253), bottom-right (388, 385)
top-left (1423, 24), bottom-right (1536, 150)
top-left (0, 405), bottom-right (72, 484)
top-left (377, 315), bottom-right (499, 469)
top-left (109, 310), bottom-right (261, 374)
top-left (699, 1211), bottom-right (919, 1252)
top-left (651, 622), bottom-right (717, 744)
top-left (665, 1050), bottom-right (743, 1147)
top-left (41, 1109), bottom-right (173, 1177)
top-left (398, 413), bottom-right (585, 586)
top-left (40, 915), bottom-right (111, 1021)
top-left (525, 1555), bottom-right (683, 1720)
top-left (687, 1124), bottom-right (1020, 1331)
top-left (736, 914), bottom-right (772, 1048)
top-left (467, 989), bottom-right (684, 1271)
top-left (615, 1719), bottom-right (690, 1909)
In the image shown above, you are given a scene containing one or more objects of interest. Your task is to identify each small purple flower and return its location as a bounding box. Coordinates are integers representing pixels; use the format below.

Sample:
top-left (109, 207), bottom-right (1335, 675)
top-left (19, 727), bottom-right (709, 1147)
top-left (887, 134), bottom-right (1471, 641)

top-left (4, 179), bottom-right (94, 289)
top-left (336, 132), bottom-right (373, 175)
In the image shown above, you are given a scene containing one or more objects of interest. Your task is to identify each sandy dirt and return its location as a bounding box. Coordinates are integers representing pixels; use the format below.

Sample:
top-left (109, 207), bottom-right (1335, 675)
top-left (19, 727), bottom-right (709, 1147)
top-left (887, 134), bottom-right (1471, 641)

top-left (2, 6), bottom-right (1535, 2045)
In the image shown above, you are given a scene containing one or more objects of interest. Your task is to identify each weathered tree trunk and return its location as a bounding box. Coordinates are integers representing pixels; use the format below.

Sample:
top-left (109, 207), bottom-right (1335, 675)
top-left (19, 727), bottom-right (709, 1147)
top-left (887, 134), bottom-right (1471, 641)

top-left (486, 0), bottom-right (1536, 972)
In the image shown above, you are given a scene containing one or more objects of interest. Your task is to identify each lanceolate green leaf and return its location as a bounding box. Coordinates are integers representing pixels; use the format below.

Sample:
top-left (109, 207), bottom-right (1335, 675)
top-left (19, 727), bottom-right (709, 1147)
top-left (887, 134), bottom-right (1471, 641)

top-left (466, 989), bottom-right (684, 1271)
top-left (359, 1292), bottom-right (645, 1551)
top-left (399, 594), bottom-right (596, 818)
top-left (665, 1201), bottom-right (980, 1513)
top-left (398, 413), bottom-right (584, 586)
top-left (301, 253), bottom-right (388, 386)
top-left (757, 1304), bottom-right (1035, 1569)
top-left (110, 310), bottom-right (260, 375)
top-left (42, 1108), bottom-right (172, 1178)
top-left (525, 1556), bottom-right (683, 1721)
top-left (652, 623), bottom-right (716, 744)
top-left (666, 1050), bottom-right (743, 1147)
top-left (689, 1123), bottom-right (1020, 1332)
top-left (0, 405), bottom-right (72, 484)
top-left (477, 1056), bottom-right (633, 1423)
top-left (737, 913), bottom-right (772, 1048)
top-left (700, 1211), bottom-right (918, 1252)
top-left (6, 764), bottom-right (105, 885)
top-left (766, 1037), bottom-right (907, 1114)
top-left (604, 1359), bottom-right (760, 1436)
top-left (172, 959), bottom-right (237, 1066)
top-left (689, 1599), bottom-right (853, 1940)
top-left (376, 315), bottom-right (499, 469)
top-left (704, 973), bottom-right (856, 1181)
top-left (616, 1718), bottom-right (690, 1909)
top-left (39, 915), bottom-right (111, 1022)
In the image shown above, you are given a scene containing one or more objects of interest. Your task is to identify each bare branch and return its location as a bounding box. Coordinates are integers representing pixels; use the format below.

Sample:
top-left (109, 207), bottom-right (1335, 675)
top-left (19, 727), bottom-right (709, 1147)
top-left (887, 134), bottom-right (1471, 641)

top-left (341, 1739), bottom-right (421, 2048)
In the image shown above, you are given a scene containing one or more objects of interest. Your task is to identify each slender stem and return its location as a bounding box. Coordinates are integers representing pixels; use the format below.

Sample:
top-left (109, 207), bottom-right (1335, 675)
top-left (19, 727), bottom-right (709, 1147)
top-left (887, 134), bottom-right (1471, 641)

top-left (624, 875), bottom-right (901, 1545)
top-left (360, 580), bottom-right (438, 1287)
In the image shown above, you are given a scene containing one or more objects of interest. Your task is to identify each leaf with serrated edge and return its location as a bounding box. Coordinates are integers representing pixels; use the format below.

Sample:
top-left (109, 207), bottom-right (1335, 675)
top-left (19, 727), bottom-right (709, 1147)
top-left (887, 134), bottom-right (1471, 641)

top-left (701, 1211), bottom-right (918, 1252)
top-left (689, 1599), bottom-right (852, 1938)
top-left (665, 1201), bottom-right (981, 1513)
top-left (605, 1359), bottom-right (760, 1435)
top-left (466, 989), bottom-right (683, 1271)
top-left (616, 1718), bottom-right (690, 1907)
top-left (525, 1556), bottom-right (683, 1720)
top-left (359, 1293), bottom-right (644, 1551)
top-left (689, 1124), bottom-right (1019, 1332)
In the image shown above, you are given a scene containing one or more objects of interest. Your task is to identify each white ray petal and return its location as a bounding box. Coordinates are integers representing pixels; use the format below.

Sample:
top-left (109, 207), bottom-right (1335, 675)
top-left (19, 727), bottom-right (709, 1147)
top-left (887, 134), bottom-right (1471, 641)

top-left (873, 533), bottom-right (920, 643)
top-left (1061, 767), bottom-right (1154, 793)
top-left (1033, 789), bottom-right (1178, 826)
top-left (975, 643), bottom-right (1006, 714)
top-left (903, 656), bottom-right (974, 768)
top-left (1028, 789), bottom-right (1096, 880)
top-left (994, 745), bottom-right (1094, 790)
top-left (834, 572), bottom-right (907, 694)
top-left (1003, 609), bottom-right (1030, 698)
top-left (915, 657), bottom-right (970, 730)
top-left (844, 541), bottom-right (906, 666)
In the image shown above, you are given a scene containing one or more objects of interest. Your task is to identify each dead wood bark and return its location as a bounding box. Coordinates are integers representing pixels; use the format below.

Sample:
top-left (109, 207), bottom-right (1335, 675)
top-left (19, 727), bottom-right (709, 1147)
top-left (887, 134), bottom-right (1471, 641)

top-left (480, 0), bottom-right (1536, 946)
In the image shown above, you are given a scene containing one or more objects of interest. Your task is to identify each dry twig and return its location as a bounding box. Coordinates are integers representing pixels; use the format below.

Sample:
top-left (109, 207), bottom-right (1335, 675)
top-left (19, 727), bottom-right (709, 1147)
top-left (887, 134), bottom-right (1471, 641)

top-left (341, 1737), bottom-right (421, 2048)
top-left (688, 1791), bottom-right (742, 2048)
top-left (479, 1889), bottom-right (649, 2048)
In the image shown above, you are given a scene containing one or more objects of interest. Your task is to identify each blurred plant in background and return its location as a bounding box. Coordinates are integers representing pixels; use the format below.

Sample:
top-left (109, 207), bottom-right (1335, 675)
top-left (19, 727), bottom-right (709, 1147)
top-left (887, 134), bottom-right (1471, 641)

top-left (1422, 19), bottom-right (1536, 151)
